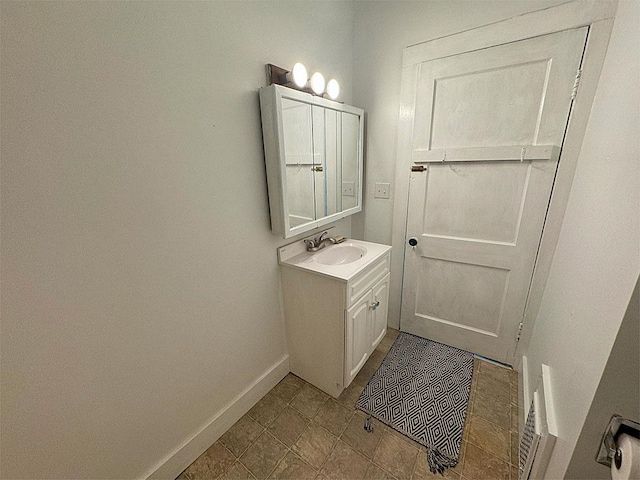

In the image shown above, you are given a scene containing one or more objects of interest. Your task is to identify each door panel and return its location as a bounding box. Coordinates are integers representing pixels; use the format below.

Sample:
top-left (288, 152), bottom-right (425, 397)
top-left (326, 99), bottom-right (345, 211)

top-left (422, 161), bottom-right (531, 244)
top-left (413, 28), bottom-right (588, 151)
top-left (401, 28), bottom-right (588, 363)
top-left (430, 60), bottom-right (550, 149)
top-left (345, 293), bottom-right (371, 386)
top-left (371, 274), bottom-right (390, 350)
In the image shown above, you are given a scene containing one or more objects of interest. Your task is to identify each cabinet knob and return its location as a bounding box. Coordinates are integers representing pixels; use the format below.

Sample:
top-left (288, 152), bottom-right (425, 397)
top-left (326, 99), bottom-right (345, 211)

top-left (312, 166), bottom-right (324, 172)
top-left (369, 300), bottom-right (380, 310)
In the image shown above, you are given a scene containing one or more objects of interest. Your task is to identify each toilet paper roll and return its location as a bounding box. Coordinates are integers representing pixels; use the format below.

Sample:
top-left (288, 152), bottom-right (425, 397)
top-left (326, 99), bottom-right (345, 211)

top-left (612, 434), bottom-right (640, 480)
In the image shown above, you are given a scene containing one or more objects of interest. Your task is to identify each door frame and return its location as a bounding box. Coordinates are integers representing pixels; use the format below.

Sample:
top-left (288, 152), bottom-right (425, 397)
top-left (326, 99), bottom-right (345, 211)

top-left (389, 0), bottom-right (617, 366)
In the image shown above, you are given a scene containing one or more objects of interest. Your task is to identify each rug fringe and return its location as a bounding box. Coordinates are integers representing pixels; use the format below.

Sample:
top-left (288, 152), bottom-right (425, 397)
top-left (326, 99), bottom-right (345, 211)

top-left (426, 447), bottom-right (457, 475)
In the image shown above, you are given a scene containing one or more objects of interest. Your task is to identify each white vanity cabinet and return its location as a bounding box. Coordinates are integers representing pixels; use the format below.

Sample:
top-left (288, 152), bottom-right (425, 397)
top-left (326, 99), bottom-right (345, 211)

top-left (278, 240), bottom-right (391, 398)
top-left (344, 272), bottom-right (390, 386)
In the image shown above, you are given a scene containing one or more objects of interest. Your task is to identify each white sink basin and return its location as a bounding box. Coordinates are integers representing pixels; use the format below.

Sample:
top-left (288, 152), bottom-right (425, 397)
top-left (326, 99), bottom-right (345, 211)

top-left (315, 244), bottom-right (367, 265)
top-left (278, 237), bottom-right (391, 280)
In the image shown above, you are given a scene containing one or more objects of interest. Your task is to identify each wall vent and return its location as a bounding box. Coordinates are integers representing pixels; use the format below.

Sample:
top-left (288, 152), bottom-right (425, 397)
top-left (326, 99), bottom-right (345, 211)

top-left (519, 364), bottom-right (558, 479)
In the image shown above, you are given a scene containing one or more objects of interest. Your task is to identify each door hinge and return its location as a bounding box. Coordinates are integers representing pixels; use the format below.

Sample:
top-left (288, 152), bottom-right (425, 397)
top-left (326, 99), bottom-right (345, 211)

top-left (411, 165), bottom-right (427, 172)
top-left (515, 320), bottom-right (524, 344)
top-left (570, 68), bottom-right (582, 100)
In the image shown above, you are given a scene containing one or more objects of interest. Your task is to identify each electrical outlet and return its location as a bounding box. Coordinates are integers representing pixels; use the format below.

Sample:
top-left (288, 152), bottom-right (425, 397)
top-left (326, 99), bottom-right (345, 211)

top-left (342, 181), bottom-right (355, 197)
top-left (374, 182), bottom-right (391, 199)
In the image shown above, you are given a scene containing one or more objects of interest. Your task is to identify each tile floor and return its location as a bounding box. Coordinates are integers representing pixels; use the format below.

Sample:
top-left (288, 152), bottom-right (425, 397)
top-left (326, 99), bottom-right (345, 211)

top-left (178, 329), bottom-right (520, 480)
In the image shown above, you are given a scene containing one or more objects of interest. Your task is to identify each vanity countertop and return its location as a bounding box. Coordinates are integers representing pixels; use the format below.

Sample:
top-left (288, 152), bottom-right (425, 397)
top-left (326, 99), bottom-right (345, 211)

top-left (278, 238), bottom-right (391, 281)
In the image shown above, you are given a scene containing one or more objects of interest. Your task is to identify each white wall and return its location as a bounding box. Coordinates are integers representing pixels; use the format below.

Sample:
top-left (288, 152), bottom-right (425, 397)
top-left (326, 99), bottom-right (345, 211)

top-left (0, 1), bottom-right (353, 478)
top-left (565, 276), bottom-right (639, 479)
top-left (523, 0), bottom-right (640, 476)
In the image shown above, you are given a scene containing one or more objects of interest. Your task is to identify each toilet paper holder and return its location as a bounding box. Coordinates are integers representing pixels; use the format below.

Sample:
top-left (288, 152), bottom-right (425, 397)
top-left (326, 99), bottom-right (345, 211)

top-left (596, 414), bottom-right (640, 468)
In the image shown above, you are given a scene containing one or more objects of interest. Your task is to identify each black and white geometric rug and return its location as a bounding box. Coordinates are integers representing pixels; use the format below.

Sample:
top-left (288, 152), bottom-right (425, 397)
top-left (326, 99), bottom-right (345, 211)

top-left (356, 332), bottom-right (474, 474)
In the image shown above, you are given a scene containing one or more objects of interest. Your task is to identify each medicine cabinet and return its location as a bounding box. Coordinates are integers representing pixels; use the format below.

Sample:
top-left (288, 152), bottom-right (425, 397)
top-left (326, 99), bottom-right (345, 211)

top-left (259, 84), bottom-right (364, 238)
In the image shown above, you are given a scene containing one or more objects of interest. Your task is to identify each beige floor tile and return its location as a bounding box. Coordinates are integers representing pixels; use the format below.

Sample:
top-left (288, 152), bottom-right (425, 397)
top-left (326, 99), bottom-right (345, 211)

top-left (467, 415), bottom-right (510, 463)
top-left (365, 463), bottom-right (395, 479)
top-left (239, 432), bottom-right (288, 480)
top-left (461, 443), bottom-right (509, 480)
top-left (373, 431), bottom-right (418, 480)
top-left (478, 361), bottom-right (512, 385)
top-left (268, 406), bottom-right (309, 446)
top-left (510, 431), bottom-right (520, 466)
top-left (341, 411), bottom-right (386, 458)
top-left (476, 374), bottom-right (510, 406)
top-left (248, 393), bottom-right (287, 427)
top-left (220, 415), bottom-right (264, 457)
top-left (376, 330), bottom-right (399, 354)
top-left (290, 384), bottom-right (329, 419)
top-left (292, 422), bottom-right (337, 470)
top-left (386, 426), bottom-right (422, 451)
top-left (337, 380), bottom-right (364, 408)
top-left (472, 390), bottom-right (511, 430)
top-left (320, 441), bottom-right (371, 480)
top-left (268, 452), bottom-right (317, 480)
top-left (386, 327), bottom-right (400, 339)
top-left (314, 399), bottom-right (354, 437)
top-left (451, 440), bottom-right (467, 477)
top-left (466, 388), bottom-right (475, 416)
top-left (353, 351), bottom-right (386, 386)
top-left (271, 374), bottom-right (306, 403)
top-left (510, 383), bottom-right (518, 407)
top-left (413, 452), bottom-right (461, 480)
top-left (510, 404), bottom-right (518, 431)
top-left (220, 461), bottom-right (256, 479)
top-left (184, 442), bottom-right (236, 480)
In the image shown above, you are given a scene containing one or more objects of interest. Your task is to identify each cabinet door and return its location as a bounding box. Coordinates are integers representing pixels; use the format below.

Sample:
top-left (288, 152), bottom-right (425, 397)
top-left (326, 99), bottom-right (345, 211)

top-left (370, 273), bottom-right (390, 351)
top-left (345, 292), bottom-right (371, 387)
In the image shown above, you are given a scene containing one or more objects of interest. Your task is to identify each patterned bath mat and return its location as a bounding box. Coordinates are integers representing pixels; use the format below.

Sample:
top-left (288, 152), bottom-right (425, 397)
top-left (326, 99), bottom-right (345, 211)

top-left (356, 332), bottom-right (474, 474)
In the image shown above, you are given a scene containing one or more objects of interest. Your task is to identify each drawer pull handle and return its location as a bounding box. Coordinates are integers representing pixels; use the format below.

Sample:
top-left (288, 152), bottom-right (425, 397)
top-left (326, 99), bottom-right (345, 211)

top-left (369, 301), bottom-right (380, 310)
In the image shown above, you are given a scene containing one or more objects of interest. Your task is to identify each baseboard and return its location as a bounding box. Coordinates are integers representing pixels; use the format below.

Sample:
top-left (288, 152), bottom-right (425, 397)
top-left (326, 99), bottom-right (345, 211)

top-left (520, 354), bottom-right (531, 434)
top-left (145, 355), bottom-right (290, 479)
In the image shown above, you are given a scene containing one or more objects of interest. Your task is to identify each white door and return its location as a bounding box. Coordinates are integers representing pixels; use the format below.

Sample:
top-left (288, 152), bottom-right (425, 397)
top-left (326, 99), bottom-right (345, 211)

top-left (401, 28), bottom-right (588, 363)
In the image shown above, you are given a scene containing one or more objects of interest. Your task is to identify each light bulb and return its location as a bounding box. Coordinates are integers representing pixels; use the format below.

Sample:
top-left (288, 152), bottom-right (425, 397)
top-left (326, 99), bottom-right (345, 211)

top-left (288, 63), bottom-right (308, 88)
top-left (310, 72), bottom-right (325, 95)
top-left (326, 79), bottom-right (340, 100)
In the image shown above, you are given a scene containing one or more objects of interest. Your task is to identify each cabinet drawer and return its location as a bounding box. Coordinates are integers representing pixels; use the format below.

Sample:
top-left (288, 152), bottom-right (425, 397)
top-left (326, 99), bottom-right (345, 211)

top-left (347, 254), bottom-right (390, 307)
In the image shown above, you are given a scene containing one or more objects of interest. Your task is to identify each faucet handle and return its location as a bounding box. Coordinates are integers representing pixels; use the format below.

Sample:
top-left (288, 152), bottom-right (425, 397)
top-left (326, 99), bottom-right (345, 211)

top-left (304, 238), bottom-right (316, 248)
top-left (316, 231), bottom-right (329, 243)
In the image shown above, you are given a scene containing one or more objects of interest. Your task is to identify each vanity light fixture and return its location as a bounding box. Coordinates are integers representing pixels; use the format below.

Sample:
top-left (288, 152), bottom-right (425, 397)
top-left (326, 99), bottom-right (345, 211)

top-left (266, 63), bottom-right (338, 99)
top-left (310, 72), bottom-right (325, 95)
top-left (326, 79), bottom-right (340, 100)
top-left (287, 62), bottom-right (308, 88)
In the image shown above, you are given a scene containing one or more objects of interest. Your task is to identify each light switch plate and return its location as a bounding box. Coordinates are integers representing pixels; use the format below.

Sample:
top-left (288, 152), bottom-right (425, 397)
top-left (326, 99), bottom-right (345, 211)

top-left (342, 181), bottom-right (355, 197)
top-left (374, 182), bottom-right (391, 199)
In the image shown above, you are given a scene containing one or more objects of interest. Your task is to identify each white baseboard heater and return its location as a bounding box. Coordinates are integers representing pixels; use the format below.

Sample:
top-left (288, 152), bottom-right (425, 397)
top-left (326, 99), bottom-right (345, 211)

top-left (519, 364), bottom-right (558, 479)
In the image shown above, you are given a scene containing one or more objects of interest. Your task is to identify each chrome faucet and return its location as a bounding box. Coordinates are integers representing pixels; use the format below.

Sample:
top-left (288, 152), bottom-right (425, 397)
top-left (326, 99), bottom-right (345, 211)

top-left (304, 231), bottom-right (346, 252)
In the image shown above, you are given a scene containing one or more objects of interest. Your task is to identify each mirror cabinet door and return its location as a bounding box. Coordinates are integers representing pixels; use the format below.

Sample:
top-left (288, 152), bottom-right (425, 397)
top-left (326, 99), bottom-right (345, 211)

top-left (260, 85), bottom-right (363, 238)
top-left (282, 98), bottom-right (316, 229)
top-left (314, 106), bottom-right (343, 219)
top-left (342, 112), bottom-right (360, 211)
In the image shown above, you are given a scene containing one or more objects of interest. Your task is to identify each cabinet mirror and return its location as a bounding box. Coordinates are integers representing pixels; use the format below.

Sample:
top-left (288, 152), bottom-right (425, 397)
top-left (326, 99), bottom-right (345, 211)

top-left (259, 85), bottom-right (363, 238)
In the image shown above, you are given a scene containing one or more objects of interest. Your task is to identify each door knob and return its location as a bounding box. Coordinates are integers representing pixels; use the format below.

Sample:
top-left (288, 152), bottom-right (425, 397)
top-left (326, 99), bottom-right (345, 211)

top-left (408, 237), bottom-right (418, 249)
